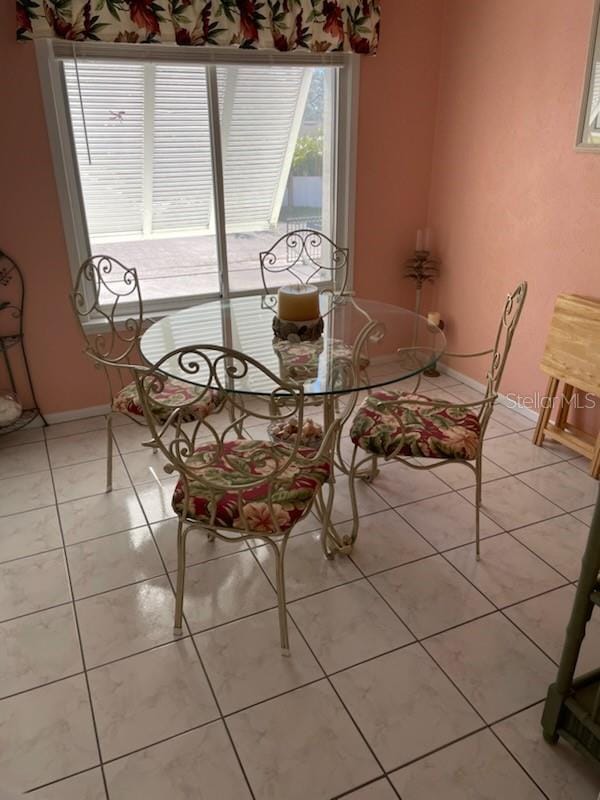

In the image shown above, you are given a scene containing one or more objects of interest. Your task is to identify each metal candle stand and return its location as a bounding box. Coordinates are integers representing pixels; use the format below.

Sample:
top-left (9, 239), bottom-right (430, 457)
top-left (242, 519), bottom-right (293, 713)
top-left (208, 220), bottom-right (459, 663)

top-left (404, 248), bottom-right (441, 359)
top-left (404, 249), bottom-right (440, 318)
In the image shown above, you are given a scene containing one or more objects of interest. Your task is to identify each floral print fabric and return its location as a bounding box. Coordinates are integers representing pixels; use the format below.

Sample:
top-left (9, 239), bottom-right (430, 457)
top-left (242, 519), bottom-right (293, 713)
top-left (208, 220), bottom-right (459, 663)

top-left (274, 338), bottom-right (369, 382)
top-left (350, 390), bottom-right (482, 460)
top-left (113, 378), bottom-right (221, 423)
top-left (172, 438), bottom-right (330, 533)
top-left (17, 1), bottom-right (381, 54)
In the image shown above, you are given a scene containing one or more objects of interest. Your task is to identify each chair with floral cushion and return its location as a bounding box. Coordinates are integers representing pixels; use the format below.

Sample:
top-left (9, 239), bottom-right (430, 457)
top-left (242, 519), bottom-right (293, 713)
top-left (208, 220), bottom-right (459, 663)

top-left (348, 282), bottom-right (527, 559)
top-left (70, 256), bottom-right (222, 492)
top-left (260, 230), bottom-right (369, 436)
top-left (134, 344), bottom-right (339, 654)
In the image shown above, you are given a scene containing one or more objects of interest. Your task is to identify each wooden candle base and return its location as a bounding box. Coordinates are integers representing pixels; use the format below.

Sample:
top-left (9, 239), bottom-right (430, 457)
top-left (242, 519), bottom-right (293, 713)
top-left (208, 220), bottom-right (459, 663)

top-left (272, 316), bottom-right (324, 342)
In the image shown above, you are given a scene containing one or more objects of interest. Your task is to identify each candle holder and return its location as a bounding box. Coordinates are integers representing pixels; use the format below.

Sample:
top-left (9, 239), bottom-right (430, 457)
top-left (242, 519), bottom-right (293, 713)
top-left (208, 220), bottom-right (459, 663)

top-left (272, 315), bottom-right (324, 343)
top-left (405, 248), bottom-right (441, 348)
top-left (404, 250), bottom-right (440, 318)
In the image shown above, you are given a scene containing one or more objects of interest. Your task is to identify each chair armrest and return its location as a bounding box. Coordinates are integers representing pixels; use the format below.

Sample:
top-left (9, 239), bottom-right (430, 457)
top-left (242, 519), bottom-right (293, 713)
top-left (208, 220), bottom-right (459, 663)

top-left (371, 394), bottom-right (498, 413)
top-left (443, 348), bottom-right (494, 359)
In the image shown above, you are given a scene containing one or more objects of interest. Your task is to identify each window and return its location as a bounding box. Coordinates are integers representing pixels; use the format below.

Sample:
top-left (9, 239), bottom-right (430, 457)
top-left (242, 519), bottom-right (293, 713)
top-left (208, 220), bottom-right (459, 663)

top-left (37, 42), bottom-right (358, 313)
top-left (578, 0), bottom-right (600, 149)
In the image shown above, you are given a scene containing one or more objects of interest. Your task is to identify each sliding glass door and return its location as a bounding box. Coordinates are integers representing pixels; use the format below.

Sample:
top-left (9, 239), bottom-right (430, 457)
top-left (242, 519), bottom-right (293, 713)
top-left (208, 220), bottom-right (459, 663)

top-left (62, 57), bottom-right (337, 305)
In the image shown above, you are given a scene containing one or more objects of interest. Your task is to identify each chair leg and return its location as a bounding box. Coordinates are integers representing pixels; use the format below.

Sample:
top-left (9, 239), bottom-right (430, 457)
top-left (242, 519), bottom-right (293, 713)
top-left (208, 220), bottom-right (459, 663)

top-left (475, 452), bottom-right (483, 561)
top-left (346, 445), bottom-right (363, 547)
top-left (365, 454), bottom-right (379, 483)
top-left (317, 484), bottom-right (336, 560)
top-left (266, 537), bottom-right (290, 656)
top-left (174, 519), bottom-right (188, 635)
top-left (106, 413), bottom-right (113, 493)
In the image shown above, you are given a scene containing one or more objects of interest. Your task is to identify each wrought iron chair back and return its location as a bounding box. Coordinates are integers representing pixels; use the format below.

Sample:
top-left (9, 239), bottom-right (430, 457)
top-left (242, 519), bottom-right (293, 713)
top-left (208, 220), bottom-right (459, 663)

top-left (259, 229), bottom-right (349, 317)
top-left (0, 250), bottom-right (25, 338)
top-left (70, 255), bottom-right (144, 402)
top-left (347, 281), bottom-right (528, 561)
top-left (479, 281), bottom-right (528, 435)
top-left (0, 249), bottom-right (46, 428)
top-left (134, 344), bottom-right (338, 528)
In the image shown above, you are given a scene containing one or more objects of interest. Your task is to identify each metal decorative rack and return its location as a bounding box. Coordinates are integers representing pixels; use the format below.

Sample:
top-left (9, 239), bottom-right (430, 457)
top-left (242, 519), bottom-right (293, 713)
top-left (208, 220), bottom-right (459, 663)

top-left (404, 249), bottom-right (441, 318)
top-left (0, 249), bottom-right (46, 435)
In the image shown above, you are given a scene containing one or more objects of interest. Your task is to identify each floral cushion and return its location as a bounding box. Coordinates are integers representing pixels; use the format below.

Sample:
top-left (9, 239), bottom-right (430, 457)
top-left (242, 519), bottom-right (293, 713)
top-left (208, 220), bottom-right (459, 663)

top-left (172, 439), bottom-right (330, 534)
top-left (113, 379), bottom-right (221, 424)
top-left (273, 338), bottom-right (369, 382)
top-left (350, 390), bottom-right (481, 460)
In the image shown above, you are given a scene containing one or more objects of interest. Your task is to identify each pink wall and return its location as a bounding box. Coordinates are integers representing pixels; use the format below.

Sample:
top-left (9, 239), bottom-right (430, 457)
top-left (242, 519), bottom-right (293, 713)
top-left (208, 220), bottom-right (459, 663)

top-left (0, 0), bottom-right (444, 416)
top-left (429, 0), bottom-right (600, 426)
top-left (0, 4), bottom-right (108, 414)
top-left (354, 0), bottom-right (444, 306)
top-left (9, 0), bottom-right (595, 423)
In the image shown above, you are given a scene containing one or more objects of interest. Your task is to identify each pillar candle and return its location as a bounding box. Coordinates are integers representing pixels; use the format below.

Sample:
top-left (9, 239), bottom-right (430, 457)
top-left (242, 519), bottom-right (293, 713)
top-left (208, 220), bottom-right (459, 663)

top-left (277, 285), bottom-right (320, 322)
top-left (416, 229), bottom-right (424, 251)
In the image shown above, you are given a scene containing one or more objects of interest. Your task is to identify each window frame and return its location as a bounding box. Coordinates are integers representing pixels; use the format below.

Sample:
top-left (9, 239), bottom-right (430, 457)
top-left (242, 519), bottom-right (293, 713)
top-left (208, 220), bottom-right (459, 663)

top-left (577, 0), bottom-right (600, 151)
top-left (36, 39), bottom-right (360, 321)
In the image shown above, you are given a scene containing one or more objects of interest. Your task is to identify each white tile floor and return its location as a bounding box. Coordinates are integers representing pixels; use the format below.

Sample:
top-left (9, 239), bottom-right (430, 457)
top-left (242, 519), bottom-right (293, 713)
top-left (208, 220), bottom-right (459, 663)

top-left (1, 376), bottom-right (600, 799)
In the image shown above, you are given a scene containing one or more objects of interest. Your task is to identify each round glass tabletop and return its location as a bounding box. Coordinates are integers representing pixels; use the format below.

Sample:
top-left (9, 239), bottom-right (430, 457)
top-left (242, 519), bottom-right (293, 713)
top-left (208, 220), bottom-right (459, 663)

top-left (140, 294), bottom-right (446, 397)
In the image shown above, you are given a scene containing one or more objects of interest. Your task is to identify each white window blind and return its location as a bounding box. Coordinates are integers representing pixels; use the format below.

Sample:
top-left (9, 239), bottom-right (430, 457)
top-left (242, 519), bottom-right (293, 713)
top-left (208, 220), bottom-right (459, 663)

top-left (64, 61), bottom-right (311, 241)
top-left (64, 61), bottom-right (145, 238)
top-left (152, 65), bottom-right (213, 234)
top-left (218, 66), bottom-right (311, 231)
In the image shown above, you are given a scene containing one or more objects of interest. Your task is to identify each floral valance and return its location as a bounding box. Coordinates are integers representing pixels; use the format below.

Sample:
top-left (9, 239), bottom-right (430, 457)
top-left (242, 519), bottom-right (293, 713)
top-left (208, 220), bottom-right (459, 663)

top-left (17, 1), bottom-right (381, 54)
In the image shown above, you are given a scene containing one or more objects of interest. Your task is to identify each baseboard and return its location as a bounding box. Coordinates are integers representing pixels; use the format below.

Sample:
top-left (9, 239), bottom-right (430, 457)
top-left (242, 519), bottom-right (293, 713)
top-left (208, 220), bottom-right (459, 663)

top-left (439, 364), bottom-right (540, 424)
top-left (44, 404), bottom-right (111, 426)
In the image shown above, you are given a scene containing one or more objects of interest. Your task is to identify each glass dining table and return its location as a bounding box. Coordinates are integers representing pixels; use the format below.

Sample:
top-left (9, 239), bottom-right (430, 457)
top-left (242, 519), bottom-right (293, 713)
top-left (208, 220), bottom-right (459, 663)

top-left (140, 293), bottom-right (446, 555)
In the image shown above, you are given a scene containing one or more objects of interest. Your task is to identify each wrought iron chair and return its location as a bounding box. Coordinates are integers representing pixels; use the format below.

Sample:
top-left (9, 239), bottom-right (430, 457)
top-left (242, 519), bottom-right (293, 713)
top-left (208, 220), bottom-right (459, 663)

top-left (134, 344), bottom-right (340, 654)
top-left (260, 229), bottom-right (369, 426)
top-left (70, 256), bottom-right (221, 492)
top-left (347, 282), bottom-right (528, 559)
top-left (259, 228), bottom-right (349, 305)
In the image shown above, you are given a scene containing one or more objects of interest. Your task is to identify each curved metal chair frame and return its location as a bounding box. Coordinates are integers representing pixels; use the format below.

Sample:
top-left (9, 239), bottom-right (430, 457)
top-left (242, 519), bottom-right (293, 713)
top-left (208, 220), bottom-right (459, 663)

top-left (0, 249), bottom-right (46, 432)
top-left (134, 344), bottom-right (340, 654)
top-left (348, 282), bottom-right (528, 559)
top-left (260, 229), bottom-right (364, 423)
top-left (259, 228), bottom-right (349, 317)
top-left (70, 255), bottom-right (158, 492)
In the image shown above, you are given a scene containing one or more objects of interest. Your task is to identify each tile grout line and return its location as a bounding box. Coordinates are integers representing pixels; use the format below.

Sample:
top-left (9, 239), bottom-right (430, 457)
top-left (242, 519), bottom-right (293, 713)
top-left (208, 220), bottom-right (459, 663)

top-left (366, 577), bottom-right (555, 793)
top-left (245, 541), bottom-right (393, 794)
top-left (486, 725), bottom-right (552, 800)
top-left (244, 497), bottom-right (564, 796)
top-left (0, 395), bottom-right (593, 797)
top-left (344, 508), bottom-right (564, 795)
top-left (26, 765), bottom-right (107, 796)
top-left (0, 491), bottom-right (578, 690)
top-left (8, 515), bottom-right (573, 703)
top-left (116, 450), bottom-right (259, 800)
top-left (40, 436), bottom-right (112, 800)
